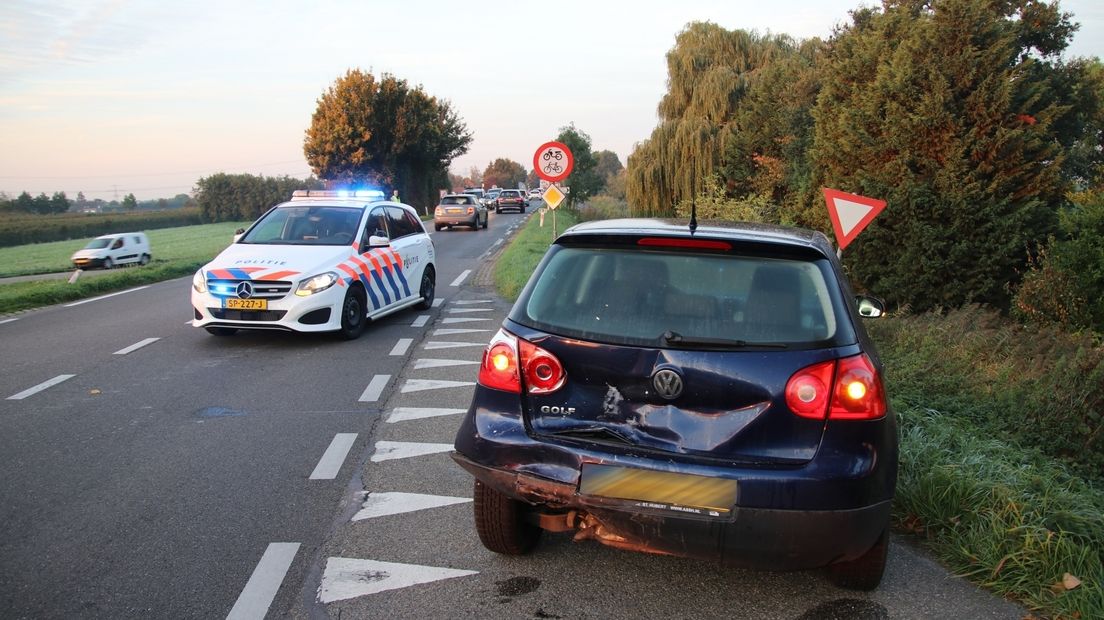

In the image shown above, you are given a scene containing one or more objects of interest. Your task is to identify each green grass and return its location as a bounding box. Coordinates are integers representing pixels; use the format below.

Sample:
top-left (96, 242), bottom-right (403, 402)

top-left (0, 222), bottom-right (248, 314)
top-left (0, 222), bottom-right (247, 278)
top-left (493, 208), bottom-right (578, 301)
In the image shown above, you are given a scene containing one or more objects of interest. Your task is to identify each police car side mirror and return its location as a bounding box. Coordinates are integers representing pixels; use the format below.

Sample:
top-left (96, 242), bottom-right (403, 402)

top-left (368, 235), bottom-right (390, 248)
top-left (233, 228), bottom-right (245, 243)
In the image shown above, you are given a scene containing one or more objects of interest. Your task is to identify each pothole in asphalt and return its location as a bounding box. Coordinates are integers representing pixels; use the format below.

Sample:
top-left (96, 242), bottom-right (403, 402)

top-left (496, 576), bottom-right (541, 597)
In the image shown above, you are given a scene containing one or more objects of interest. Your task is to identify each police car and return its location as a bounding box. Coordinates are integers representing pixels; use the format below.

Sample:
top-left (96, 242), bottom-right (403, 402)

top-left (191, 190), bottom-right (435, 339)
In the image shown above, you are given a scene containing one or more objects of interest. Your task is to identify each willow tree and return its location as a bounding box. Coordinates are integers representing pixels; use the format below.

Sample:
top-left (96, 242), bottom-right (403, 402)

top-left (626, 23), bottom-right (796, 216)
top-left (812, 0), bottom-right (1076, 310)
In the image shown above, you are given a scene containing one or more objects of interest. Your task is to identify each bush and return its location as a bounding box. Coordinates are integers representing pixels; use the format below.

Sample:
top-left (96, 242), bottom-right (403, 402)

top-left (0, 208), bottom-right (203, 248)
top-left (576, 195), bottom-right (630, 222)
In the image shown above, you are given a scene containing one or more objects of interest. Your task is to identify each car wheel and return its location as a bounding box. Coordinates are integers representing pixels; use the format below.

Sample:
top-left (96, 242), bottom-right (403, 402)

top-left (827, 527), bottom-right (889, 590)
top-left (496, 207), bottom-right (501, 214)
top-left (473, 479), bottom-right (541, 555)
top-left (416, 266), bottom-right (435, 310)
top-left (435, 224), bottom-right (443, 231)
top-left (205, 326), bottom-right (238, 337)
top-left (103, 258), bottom-right (113, 269)
top-left (338, 286), bottom-right (368, 340)
top-left (482, 216), bottom-right (488, 229)
top-left (139, 254), bottom-right (150, 266)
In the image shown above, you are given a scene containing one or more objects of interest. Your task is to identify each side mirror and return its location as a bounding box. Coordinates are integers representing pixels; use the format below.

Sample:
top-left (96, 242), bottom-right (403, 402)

top-left (856, 295), bottom-right (885, 318)
top-left (233, 228), bottom-right (245, 243)
top-left (368, 235), bottom-right (390, 248)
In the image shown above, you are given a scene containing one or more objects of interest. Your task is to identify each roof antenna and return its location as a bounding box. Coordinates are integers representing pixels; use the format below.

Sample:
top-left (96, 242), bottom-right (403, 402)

top-left (689, 200), bottom-right (698, 235)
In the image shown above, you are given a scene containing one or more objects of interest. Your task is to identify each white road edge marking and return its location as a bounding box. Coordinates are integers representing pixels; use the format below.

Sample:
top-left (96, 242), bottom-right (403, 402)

top-left (358, 375), bottom-right (391, 402)
top-left (319, 557), bottom-right (477, 603)
top-left (449, 270), bottom-right (471, 287)
top-left (389, 338), bottom-right (413, 356)
top-left (387, 407), bottom-right (466, 423)
top-left (0, 318), bottom-right (19, 325)
top-left (64, 285), bottom-right (150, 307)
top-left (7, 374), bottom-right (76, 400)
top-left (410, 315), bottom-right (430, 328)
top-left (371, 441), bottom-right (453, 462)
top-left (352, 491), bottom-right (471, 521)
top-left (226, 542), bottom-right (300, 620)
top-left (113, 337), bottom-right (160, 355)
top-left (310, 433), bottom-right (358, 480)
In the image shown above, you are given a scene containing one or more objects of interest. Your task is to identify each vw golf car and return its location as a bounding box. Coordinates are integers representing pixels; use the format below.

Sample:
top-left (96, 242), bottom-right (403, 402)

top-left (191, 190), bottom-right (435, 339)
top-left (453, 218), bottom-right (896, 589)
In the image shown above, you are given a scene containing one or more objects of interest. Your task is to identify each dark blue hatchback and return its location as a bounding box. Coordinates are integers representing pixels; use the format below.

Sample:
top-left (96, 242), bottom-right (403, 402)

top-left (452, 218), bottom-right (897, 589)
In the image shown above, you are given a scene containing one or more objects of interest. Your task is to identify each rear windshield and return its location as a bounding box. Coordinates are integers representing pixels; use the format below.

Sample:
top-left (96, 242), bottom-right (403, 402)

top-left (513, 246), bottom-right (855, 348)
top-left (442, 196), bottom-right (473, 205)
top-left (241, 206), bottom-right (362, 245)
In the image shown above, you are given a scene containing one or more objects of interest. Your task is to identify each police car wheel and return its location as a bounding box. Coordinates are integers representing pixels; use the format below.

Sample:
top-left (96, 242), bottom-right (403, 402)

top-left (417, 267), bottom-right (435, 310)
top-left (339, 286), bottom-right (367, 340)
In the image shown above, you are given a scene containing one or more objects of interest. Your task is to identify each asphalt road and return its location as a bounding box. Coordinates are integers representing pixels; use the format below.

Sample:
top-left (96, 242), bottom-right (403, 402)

top-left (0, 206), bottom-right (1025, 619)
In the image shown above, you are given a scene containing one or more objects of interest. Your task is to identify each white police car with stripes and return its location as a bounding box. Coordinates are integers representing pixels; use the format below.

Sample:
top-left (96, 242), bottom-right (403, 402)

top-left (191, 190), bottom-right (435, 339)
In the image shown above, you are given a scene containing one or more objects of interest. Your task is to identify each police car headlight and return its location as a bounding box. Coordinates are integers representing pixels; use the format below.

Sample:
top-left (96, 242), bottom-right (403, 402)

top-left (192, 270), bottom-right (207, 294)
top-left (296, 272), bottom-right (339, 296)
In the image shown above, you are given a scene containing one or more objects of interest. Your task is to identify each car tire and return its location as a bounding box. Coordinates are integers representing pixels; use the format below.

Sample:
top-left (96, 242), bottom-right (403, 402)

top-left (205, 326), bottom-right (238, 337)
top-left (827, 527), bottom-right (889, 590)
top-left (496, 207), bottom-right (501, 214)
top-left (139, 254), bottom-right (150, 266)
top-left (473, 479), bottom-right (541, 555)
top-left (338, 286), bottom-right (368, 340)
top-left (482, 216), bottom-right (488, 229)
top-left (435, 224), bottom-right (443, 231)
top-left (416, 266), bottom-right (435, 310)
top-left (103, 258), bottom-right (113, 269)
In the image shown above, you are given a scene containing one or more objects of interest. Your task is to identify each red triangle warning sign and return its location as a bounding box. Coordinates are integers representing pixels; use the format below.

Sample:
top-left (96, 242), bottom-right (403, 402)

top-left (822, 188), bottom-right (886, 251)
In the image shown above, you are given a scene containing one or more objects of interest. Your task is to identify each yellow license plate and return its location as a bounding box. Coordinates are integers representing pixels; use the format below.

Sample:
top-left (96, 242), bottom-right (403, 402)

top-left (224, 298), bottom-right (267, 310)
top-left (579, 464), bottom-right (737, 512)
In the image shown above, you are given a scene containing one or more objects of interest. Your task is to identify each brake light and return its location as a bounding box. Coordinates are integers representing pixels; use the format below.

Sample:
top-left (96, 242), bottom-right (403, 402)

top-left (638, 237), bottom-right (732, 250)
top-left (829, 353), bottom-right (886, 420)
top-left (435, 207), bottom-right (442, 216)
top-left (477, 329), bottom-right (566, 394)
top-left (467, 207), bottom-right (474, 215)
top-left (785, 354), bottom-right (886, 420)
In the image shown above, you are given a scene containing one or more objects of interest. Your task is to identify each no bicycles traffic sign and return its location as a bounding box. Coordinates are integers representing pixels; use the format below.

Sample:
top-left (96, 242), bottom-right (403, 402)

top-left (534, 141), bottom-right (573, 183)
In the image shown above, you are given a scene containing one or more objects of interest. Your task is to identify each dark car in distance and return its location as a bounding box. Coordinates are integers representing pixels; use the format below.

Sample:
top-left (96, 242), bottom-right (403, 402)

top-left (435, 193), bottom-right (488, 231)
top-left (452, 218), bottom-right (897, 590)
top-left (495, 189), bottom-right (527, 213)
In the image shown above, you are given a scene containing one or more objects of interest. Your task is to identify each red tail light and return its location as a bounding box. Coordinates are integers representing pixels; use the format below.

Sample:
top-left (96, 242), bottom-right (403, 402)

top-left (466, 207), bottom-right (474, 215)
top-left (477, 329), bottom-right (566, 394)
top-left (785, 354), bottom-right (886, 420)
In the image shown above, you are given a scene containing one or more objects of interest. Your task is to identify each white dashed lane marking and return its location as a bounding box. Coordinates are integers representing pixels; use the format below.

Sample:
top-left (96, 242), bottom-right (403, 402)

top-left (389, 338), bottom-right (413, 356)
top-left (226, 542), bottom-right (300, 620)
top-left (401, 379), bottom-right (474, 393)
top-left (358, 375), bottom-right (391, 403)
top-left (432, 328), bottom-right (489, 336)
top-left (370, 441), bottom-right (453, 462)
top-left (0, 318), bottom-right (19, 325)
top-left (352, 491), bottom-right (471, 521)
top-left (449, 270), bottom-right (471, 287)
top-left (412, 358), bottom-right (479, 370)
top-left (7, 374), bottom-right (76, 400)
top-left (309, 433), bottom-right (358, 480)
top-left (422, 341), bottom-right (486, 350)
top-left (386, 407), bottom-right (466, 423)
top-left (431, 298), bottom-right (444, 308)
top-left (64, 285), bottom-right (150, 307)
top-left (451, 299), bottom-right (493, 305)
top-left (318, 558), bottom-right (477, 604)
top-left (441, 317), bottom-right (488, 325)
top-left (447, 308), bottom-right (492, 314)
top-left (113, 337), bottom-right (160, 355)
top-left (410, 315), bottom-right (430, 328)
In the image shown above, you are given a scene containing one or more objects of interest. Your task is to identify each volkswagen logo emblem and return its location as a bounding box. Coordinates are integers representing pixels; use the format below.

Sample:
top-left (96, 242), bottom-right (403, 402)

top-left (235, 281), bottom-right (254, 299)
top-left (652, 369), bottom-right (684, 400)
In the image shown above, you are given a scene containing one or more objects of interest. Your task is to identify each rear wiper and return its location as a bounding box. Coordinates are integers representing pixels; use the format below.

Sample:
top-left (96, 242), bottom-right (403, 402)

top-left (662, 331), bottom-right (788, 349)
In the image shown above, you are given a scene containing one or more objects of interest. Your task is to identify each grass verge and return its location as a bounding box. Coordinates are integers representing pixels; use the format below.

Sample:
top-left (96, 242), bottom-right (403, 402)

top-left (0, 261), bottom-right (205, 313)
top-left (493, 209), bottom-right (578, 301)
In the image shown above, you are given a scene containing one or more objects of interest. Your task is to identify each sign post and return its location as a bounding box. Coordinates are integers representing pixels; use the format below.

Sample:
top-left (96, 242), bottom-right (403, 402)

top-left (534, 141), bottom-right (574, 239)
top-left (822, 187), bottom-right (887, 253)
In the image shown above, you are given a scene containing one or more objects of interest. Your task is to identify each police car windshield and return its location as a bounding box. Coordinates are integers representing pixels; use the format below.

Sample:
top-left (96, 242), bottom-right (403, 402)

top-left (241, 206), bottom-right (361, 245)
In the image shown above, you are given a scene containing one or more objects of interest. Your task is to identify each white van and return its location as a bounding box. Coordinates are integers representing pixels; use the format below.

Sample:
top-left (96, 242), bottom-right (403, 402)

top-left (71, 232), bottom-right (151, 269)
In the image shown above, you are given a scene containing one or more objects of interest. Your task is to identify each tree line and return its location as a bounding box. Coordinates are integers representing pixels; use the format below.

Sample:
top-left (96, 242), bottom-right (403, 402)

top-left (0, 191), bottom-right (195, 215)
top-left (625, 0), bottom-right (1104, 329)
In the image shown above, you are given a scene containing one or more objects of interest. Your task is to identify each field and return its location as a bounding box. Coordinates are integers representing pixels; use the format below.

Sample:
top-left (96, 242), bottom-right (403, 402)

top-left (0, 222), bottom-right (247, 278)
top-left (0, 222), bottom-right (247, 314)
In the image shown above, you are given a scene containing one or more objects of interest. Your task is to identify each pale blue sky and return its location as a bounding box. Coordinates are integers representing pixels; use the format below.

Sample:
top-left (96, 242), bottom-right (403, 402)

top-left (2, 0), bottom-right (1101, 201)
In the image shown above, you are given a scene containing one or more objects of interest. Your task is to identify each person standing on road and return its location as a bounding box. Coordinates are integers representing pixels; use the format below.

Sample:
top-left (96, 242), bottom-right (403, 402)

top-left (390, 189), bottom-right (400, 202)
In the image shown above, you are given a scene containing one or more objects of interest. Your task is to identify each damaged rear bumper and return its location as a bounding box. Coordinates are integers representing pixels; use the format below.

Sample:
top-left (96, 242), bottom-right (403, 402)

top-left (452, 451), bottom-right (892, 570)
